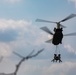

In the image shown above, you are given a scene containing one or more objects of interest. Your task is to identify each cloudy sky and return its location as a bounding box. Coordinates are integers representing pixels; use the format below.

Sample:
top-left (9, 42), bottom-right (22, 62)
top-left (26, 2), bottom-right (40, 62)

top-left (0, 0), bottom-right (76, 75)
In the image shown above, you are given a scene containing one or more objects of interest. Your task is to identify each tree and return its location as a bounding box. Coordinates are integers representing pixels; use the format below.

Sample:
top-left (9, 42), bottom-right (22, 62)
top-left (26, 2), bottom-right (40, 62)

top-left (0, 48), bottom-right (44, 75)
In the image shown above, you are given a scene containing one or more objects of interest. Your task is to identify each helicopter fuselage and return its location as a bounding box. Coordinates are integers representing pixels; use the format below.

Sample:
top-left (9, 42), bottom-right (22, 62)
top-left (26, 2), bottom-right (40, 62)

top-left (52, 28), bottom-right (63, 45)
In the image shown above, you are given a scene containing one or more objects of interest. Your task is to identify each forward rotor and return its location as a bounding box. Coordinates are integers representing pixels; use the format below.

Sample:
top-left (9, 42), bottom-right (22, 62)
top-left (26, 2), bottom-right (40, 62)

top-left (36, 14), bottom-right (76, 28)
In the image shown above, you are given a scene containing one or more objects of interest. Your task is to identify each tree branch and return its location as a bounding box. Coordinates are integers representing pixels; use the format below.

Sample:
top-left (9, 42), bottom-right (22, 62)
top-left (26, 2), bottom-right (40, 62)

top-left (13, 48), bottom-right (44, 75)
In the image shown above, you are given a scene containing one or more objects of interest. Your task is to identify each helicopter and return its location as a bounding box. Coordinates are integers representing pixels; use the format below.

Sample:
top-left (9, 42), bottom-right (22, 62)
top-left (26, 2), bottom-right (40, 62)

top-left (36, 14), bottom-right (76, 62)
top-left (36, 14), bottom-right (76, 45)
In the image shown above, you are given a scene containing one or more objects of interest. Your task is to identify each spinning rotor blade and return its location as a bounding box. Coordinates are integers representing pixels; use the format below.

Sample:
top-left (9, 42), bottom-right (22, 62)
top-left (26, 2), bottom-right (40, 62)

top-left (60, 24), bottom-right (66, 28)
top-left (36, 19), bottom-right (56, 23)
top-left (64, 32), bottom-right (76, 36)
top-left (40, 26), bottom-right (53, 35)
top-left (45, 39), bottom-right (53, 43)
top-left (59, 14), bottom-right (76, 22)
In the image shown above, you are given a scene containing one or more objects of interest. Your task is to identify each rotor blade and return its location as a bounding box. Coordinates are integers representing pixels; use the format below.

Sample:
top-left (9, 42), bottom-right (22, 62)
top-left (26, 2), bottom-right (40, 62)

top-left (40, 26), bottom-right (53, 35)
top-left (36, 19), bottom-right (56, 23)
top-left (59, 14), bottom-right (76, 22)
top-left (45, 39), bottom-right (53, 43)
top-left (64, 32), bottom-right (76, 36)
top-left (60, 24), bottom-right (66, 28)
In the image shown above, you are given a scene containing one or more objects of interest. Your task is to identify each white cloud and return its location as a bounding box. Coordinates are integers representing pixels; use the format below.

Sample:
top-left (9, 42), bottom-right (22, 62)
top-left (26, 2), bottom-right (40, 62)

top-left (0, 54), bottom-right (76, 75)
top-left (34, 32), bottom-right (48, 45)
top-left (44, 61), bottom-right (76, 75)
top-left (48, 35), bottom-right (53, 39)
top-left (0, 43), bottom-right (12, 57)
top-left (0, 19), bottom-right (48, 58)
top-left (64, 44), bottom-right (76, 54)
top-left (68, 0), bottom-right (76, 8)
top-left (0, 73), bottom-right (14, 75)
top-left (0, 19), bottom-right (31, 31)
top-left (0, 19), bottom-right (31, 57)
top-left (0, 58), bottom-right (16, 73)
top-left (17, 60), bottom-right (76, 75)
top-left (0, 19), bottom-right (51, 49)
top-left (3, 0), bottom-right (22, 3)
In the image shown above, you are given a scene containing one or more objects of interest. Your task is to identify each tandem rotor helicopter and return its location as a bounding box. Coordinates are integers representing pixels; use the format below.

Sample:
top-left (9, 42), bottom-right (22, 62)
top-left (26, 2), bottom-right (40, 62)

top-left (36, 14), bottom-right (76, 63)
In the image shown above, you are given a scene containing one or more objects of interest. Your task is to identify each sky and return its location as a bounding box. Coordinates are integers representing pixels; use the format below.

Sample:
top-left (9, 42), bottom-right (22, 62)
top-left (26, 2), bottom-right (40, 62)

top-left (0, 0), bottom-right (76, 75)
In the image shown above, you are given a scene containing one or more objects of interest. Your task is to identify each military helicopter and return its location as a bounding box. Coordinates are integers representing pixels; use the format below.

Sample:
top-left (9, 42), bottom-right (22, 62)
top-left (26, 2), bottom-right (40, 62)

top-left (36, 14), bottom-right (76, 45)
top-left (36, 14), bottom-right (76, 62)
